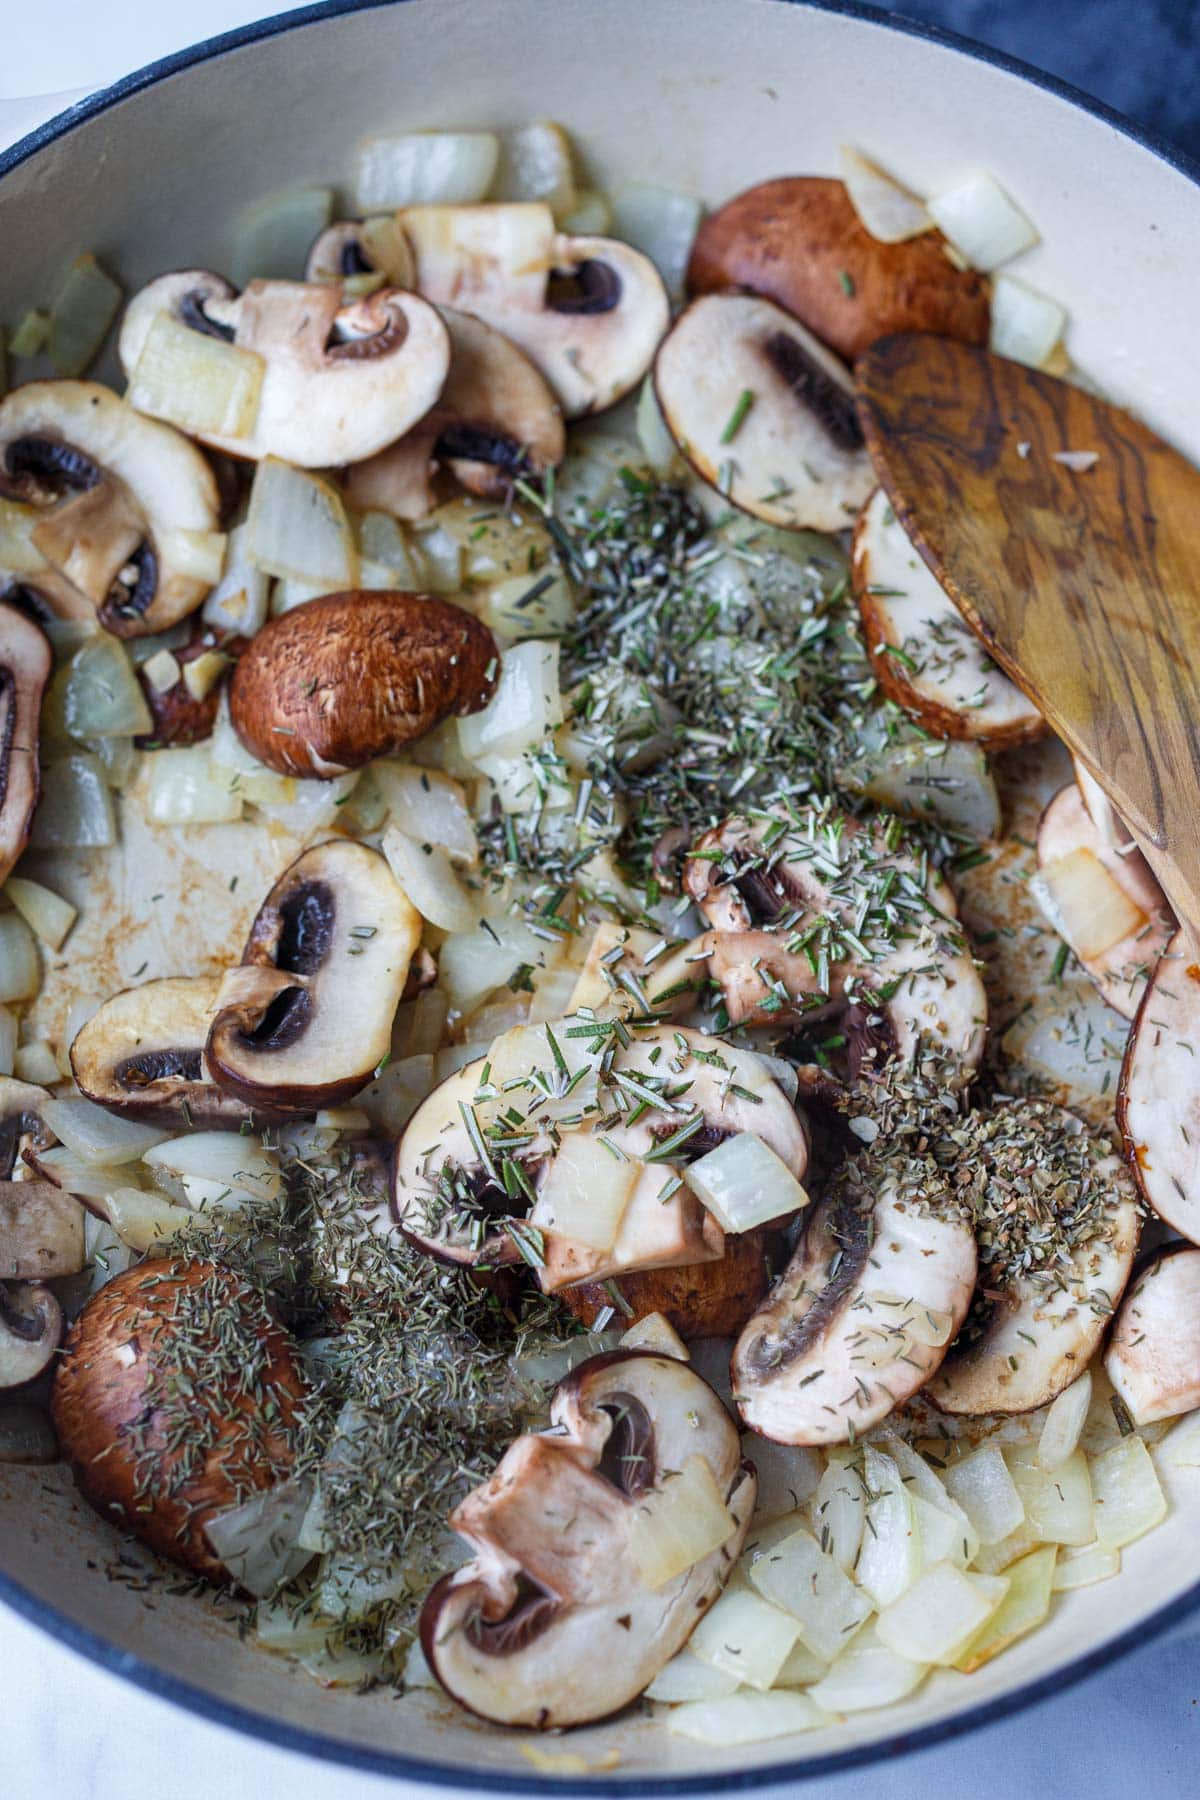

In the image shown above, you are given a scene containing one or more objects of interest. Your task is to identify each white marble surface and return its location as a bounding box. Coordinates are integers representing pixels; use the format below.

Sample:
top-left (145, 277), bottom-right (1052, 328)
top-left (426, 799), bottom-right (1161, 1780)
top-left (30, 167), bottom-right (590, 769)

top-left (4, 3), bottom-right (1200, 1793)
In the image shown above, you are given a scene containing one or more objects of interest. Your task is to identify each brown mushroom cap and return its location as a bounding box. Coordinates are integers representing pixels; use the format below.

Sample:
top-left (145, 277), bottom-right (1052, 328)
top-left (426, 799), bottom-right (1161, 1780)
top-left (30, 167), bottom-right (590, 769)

top-left (0, 1281), bottom-right (63, 1390)
top-left (227, 590), bottom-right (497, 777)
top-left (0, 602), bottom-right (52, 884)
top-left (51, 1258), bottom-right (306, 1581)
top-left (71, 974), bottom-right (257, 1126)
top-left (557, 1231), bottom-right (775, 1340)
top-left (687, 176), bottom-right (990, 363)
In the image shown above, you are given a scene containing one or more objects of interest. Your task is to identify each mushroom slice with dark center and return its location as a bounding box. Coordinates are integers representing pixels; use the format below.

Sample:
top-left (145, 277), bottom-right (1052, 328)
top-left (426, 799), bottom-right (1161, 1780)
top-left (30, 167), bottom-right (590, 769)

top-left (1105, 1248), bottom-right (1200, 1426)
top-left (305, 216), bottom-right (416, 290)
top-left (654, 294), bottom-right (874, 531)
top-left (51, 1258), bottom-right (306, 1581)
top-left (1034, 782), bottom-right (1173, 1021)
top-left (344, 307), bottom-right (565, 520)
top-left (687, 175), bottom-right (990, 363)
top-left (391, 1020), bottom-right (807, 1290)
top-left (0, 1179), bottom-right (86, 1279)
top-left (420, 1349), bottom-right (754, 1728)
top-left (119, 274), bottom-right (450, 468)
top-left (684, 807), bottom-right (987, 1080)
top-left (0, 602), bottom-right (51, 884)
top-left (1118, 931), bottom-right (1200, 1241)
top-left (0, 1281), bottom-right (63, 1389)
top-left (852, 487), bottom-right (1044, 747)
top-left (732, 1165), bottom-right (976, 1445)
top-left (206, 839), bottom-right (422, 1115)
top-left (398, 202), bottom-right (670, 418)
top-left (227, 589), bottom-right (498, 777)
top-left (71, 974), bottom-right (256, 1126)
top-left (0, 381), bottom-right (220, 636)
top-left (0, 1077), bottom-right (57, 1181)
top-left (927, 1101), bottom-right (1139, 1415)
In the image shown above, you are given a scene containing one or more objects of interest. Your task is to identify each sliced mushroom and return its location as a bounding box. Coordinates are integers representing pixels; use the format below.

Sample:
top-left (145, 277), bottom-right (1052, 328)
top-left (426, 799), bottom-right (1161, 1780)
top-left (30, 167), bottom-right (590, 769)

top-left (0, 602), bottom-right (51, 883)
top-left (119, 273), bottom-right (451, 468)
top-left (307, 219), bottom-right (415, 290)
top-left (687, 176), bottom-right (990, 363)
top-left (0, 1180), bottom-right (86, 1278)
top-left (397, 202), bottom-right (670, 417)
top-left (733, 1167), bottom-right (976, 1445)
top-left (227, 590), bottom-right (497, 777)
top-left (51, 1257), bottom-right (306, 1581)
top-left (1035, 783), bottom-right (1173, 1020)
top-left (655, 295), bottom-right (873, 531)
top-left (1105, 1248), bottom-right (1200, 1425)
top-left (927, 1102), bottom-right (1140, 1414)
top-left (1118, 931), bottom-right (1200, 1240)
top-left (206, 839), bottom-right (422, 1114)
top-left (0, 381), bottom-right (221, 636)
top-left (71, 975), bottom-right (256, 1126)
top-left (392, 1020), bottom-right (808, 1292)
top-left (344, 307), bottom-right (565, 520)
top-left (685, 808), bottom-right (987, 1079)
top-left (558, 1229), bottom-right (776, 1340)
top-left (852, 487), bottom-right (1044, 746)
top-left (0, 1282), bottom-right (63, 1389)
top-left (421, 1348), bottom-right (754, 1727)
top-left (0, 1077), bottom-right (56, 1179)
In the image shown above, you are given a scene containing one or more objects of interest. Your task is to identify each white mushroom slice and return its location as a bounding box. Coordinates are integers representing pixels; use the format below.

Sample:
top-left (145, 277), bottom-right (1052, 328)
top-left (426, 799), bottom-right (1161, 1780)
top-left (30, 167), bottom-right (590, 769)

top-left (344, 307), bottom-right (564, 520)
top-left (206, 839), bottom-right (422, 1115)
top-left (398, 202), bottom-right (669, 417)
top-left (732, 1172), bottom-right (976, 1445)
top-left (420, 1349), bottom-right (754, 1728)
top-left (685, 807), bottom-right (986, 1079)
top-left (391, 1019), bottom-right (808, 1289)
top-left (1073, 757), bottom-right (1130, 851)
top-left (0, 1180), bottom-right (85, 1279)
top-left (119, 272), bottom-right (450, 467)
top-left (306, 218), bottom-right (416, 290)
top-left (852, 487), bottom-right (1043, 746)
top-left (0, 1281), bottom-right (63, 1389)
top-left (0, 603), bottom-right (51, 885)
top-left (1034, 782), bottom-right (1173, 1020)
top-left (926, 1102), bottom-right (1140, 1415)
top-left (0, 1078), bottom-right (57, 1181)
top-left (1106, 1249), bottom-right (1200, 1425)
top-left (0, 381), bottom-right (220, 635)
top-left (1118, 930), bottom-right (1200, 1240)
top-left (71, 975), bottom-right (254, 1126)
top-left (654, 293), bottom-right (874, 531)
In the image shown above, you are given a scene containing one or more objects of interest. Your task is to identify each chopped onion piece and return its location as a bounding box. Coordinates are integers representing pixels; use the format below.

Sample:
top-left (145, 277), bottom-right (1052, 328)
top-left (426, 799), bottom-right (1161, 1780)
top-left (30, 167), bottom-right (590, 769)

top-left (30, 754), bottom-right (116, 848)
top-left (4, 876), bottom-right (76, 952)
top-left (926, 171), bottom-right (1038, 271)
top-left (438, 913), bottom-right (566, 1015)
top-left (1051, 1542), bottom-right (1120, 1591)
top-left (358, 511), bottom-right (428, 588)
top-left (645, 1650), bottom-right (740, 1703)
top-left (48, 253), bottom-right (123, 377)
top-left (9, 310), bottom-right (50, 360)
top-left (955, 1544), bottom-right (1057, 1673)
top-left (0, 1005), bottom-right (15, 1076)
top-left (989, 272), bottom-right (1067, 369)
top-left (355, 131), bottom-right (500, 209)
top-left (382, 825), bottom-right (478, 933)
top-left (481, 569), bottom-right (576, 642)
top-left (686, 1131), bottom-right (809, 1234)
top-left (1156, 1409), bottom-right (1200, 1470)
top-left (129, 312), bottom-right (264, 441)
top-left (1003, 1446), bottom-right (1094, 1547)
top-left (14, 1041), bottom-right (61, 1088)
top-left (845, 736), bottom-right (1001, 839)
top-left (740, 1440), bottom-right (823, 1522)
top-left (621, 1311), bottom-right (689, 1360)
top-left (839, 146), bottom-right (932, 243)
top-left (688, 1585), bottom-right (800, 1691)
top-left (748, 1525), bottom-right (872, 1663)
top-left (508, 1330), bottom-right (621, 1393)
top-left (0, 1404), bottom-right (58, 1466)
top-left (628, 1453), bottom-right (736, 1590)
top-left (58, 633), bottom-right (154, 738)
top-left (157, 527), bottom-right (227, 586)
top-left (255, 1597), bottom-right (337, 1655)
top-left (812, 1459), bottom-right (866, 1572)
top-left (0, 914), bottom-right (39, 1004)
top-left (43, 1097), bottom-right (169, 1166)
top-left (0, 497), bottom-right (47, 574)
top-left (247, 457), bottom-right (357, 585)
top-left (856, 1447), bottom-right (921, 1607)
top-left (145, 745), bottom-right (243, 825)
top-left (459, 641), bottom-right (563, 762)
top-left (250, 769), bottom-right (358, 836)
top-left (877, 1562), bottom-right (1009, 1667)
top-left (397, 987), bottom-right (450, 1057)
top-left (636, 374), bottom-right (684, 476)
top-left (1091, 1434), bottom-right (1167, 1549)
top-left (141, 649), bottom-right (182, 695)
top-left (103, 1185), bottom-right (200, 1251)
top-left (183, 650), bottom-right (229, 704)
top-left (375, 763), bottom-right (477, 865)
top-left (610, 183), bottom-right (702, 300)
top-left (37, 1144), bottom-right (142, 1205)
top-left (1031, 847), bottom-right (1144, 961)
top-left (666, 1690), bottom-right (825, 1744)
top-left (495, 121), bottom-right (577, 219)
top-left (1038, 1371), bottom-right (1093, 1471)
top-left (404, 1637), bottom-right (440, 1690)
top-left (144, 1130), bottom-right (282, 1210)
top-left (358, 1053), bottom-right (437, 1136)
top-left (205, 1479), bottom-right (314, 1596)
top-left (203, 521), bottom-right (270, 637)
top-left (808, 1622), bottom-right (927, 1712)
top-left (561, 189), bottom-right (613, 234)
top-left (529, 1131), bottom-right (640, 1252)
top-left (231, 187), bottom-right (333, 285)
top-left (942, 1444), bottom-right (1025, 1546)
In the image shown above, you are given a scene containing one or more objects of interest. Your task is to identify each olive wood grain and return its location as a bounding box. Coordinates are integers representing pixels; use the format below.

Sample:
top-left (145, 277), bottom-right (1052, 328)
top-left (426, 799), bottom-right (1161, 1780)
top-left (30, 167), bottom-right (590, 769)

top-left (856, 334), bottom-right (1200, 932)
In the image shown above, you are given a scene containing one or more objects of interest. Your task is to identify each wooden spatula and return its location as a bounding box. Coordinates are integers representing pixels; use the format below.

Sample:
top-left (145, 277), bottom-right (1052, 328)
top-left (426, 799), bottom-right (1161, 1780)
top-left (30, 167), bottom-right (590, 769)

top-left (855, 333), bottom-right (1200, 932)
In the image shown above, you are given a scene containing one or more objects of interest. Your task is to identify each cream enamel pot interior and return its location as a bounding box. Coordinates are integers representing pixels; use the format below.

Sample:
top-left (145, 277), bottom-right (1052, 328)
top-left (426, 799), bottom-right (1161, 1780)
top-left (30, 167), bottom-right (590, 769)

top-left (4, 0), bottom-right (1200, 1786)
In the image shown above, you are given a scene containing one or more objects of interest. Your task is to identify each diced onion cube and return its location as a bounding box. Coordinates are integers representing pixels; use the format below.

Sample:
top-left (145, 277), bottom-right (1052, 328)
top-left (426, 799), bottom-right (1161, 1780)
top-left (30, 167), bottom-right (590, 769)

top-left (495, 121), bottom-right (577, 219)
top-left (458, 641), bottom-right (563, 762)
top-left (954, 1544), bottom-right (1057, 1673)
top-left (58, 633), bottom-right (154, 738)
top-left (144, 746), bottom-right (243, 825)
top-left (1051, 1542), bottom-right (1121, 1591)
top-left (561, 189), bottom-right (612, 234)
top-left (142, 648), bottom-right (182, 695)
top-left (1090, 1434), bottom-right (1167, 1549)
top-left (375, 764), bottom-right (477, 866)
top-left (48, 253), bottom-right (123, 377)
top-left (876, 1562), bottom-right (1009, 1666)
top-left (665, 1690), bottom-right (825, 1744)
top-left (688, 1585), bottom-right (800, 1690)
top-left (144, 1130), bottom-right (282, 1210)
top-left (183, 650), bottom-right (229, 703)
top-left (357, 1053), bottom-right (437, 1137)
top-left (204, 1479), bottom-right (313, 1597)
top-left (438, 915), bottom-right (565, 1016)
top-left (685, 1132), bottom-right (809, 1234)
top-left (529, 1132), bottom-right (640, 1252)
top-left (812, 1459), bottom-right (866, 1572)
top-left (628, 1454), bottom-right (736, 1590)
top-left (644, 1650), bottom-right (740, 1703)
top-left (103, 1186), bottom-right (200, 1251)
top-left (382, 826), bottom-right (478, 933)
top-left (355, 131), bottom-right (500, 210)
top-left (926, 171), bottom-right (1038, 270)
top-left (0, 914), bottom-right (40, 1004)
top-left (1031, 847), bottom-right (1145, 960)
top-left (747, 1526), bottom-right (872, 1663)
top-left (14, 1041), bottom-right (61, 1088)
top-left (839, 146), bottom-right (932, 243)
top-left (43, 1097), bottom-right (170, 1165)
top-left (1038, 1371), bottom-right (1092, 1470)
top-left (636, 374), bottom-right (683, 476)
top-left (0, 1006), bottom-right (15, 1077)
top-left (203, 521), bottom-right (269, 636)
top-left (157, 527), bottom-right (227, 586)
top-left (856, 1447), bottom-right (921, 1607)
top-left (610, 184), bottom-right (702, 301)
top-left (942, 1444), bottom-right (1025, 1546)
top-left (1004, 1445), bottom-right (1094, 1546)
top-left (809, 1622), bottom-right (928, 1713)
top-left (31, 755), bottom-right (116, 849)
top-left (129, 312), bottom-right (264, 440)
top-left (246, 457), bottom-right (357, 585)
top-left (4, 877), bottom-right (76, 952)
top-left (230, 186), bottom-right (333, 286)
top-left (989, 273), bottom-right (1067, 369)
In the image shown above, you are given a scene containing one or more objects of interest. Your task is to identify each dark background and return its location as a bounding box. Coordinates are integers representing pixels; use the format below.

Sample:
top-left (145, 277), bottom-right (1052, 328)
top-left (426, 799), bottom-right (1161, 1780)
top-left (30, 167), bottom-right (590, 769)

top-left (895, 0), bottom-right (1200, 159)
